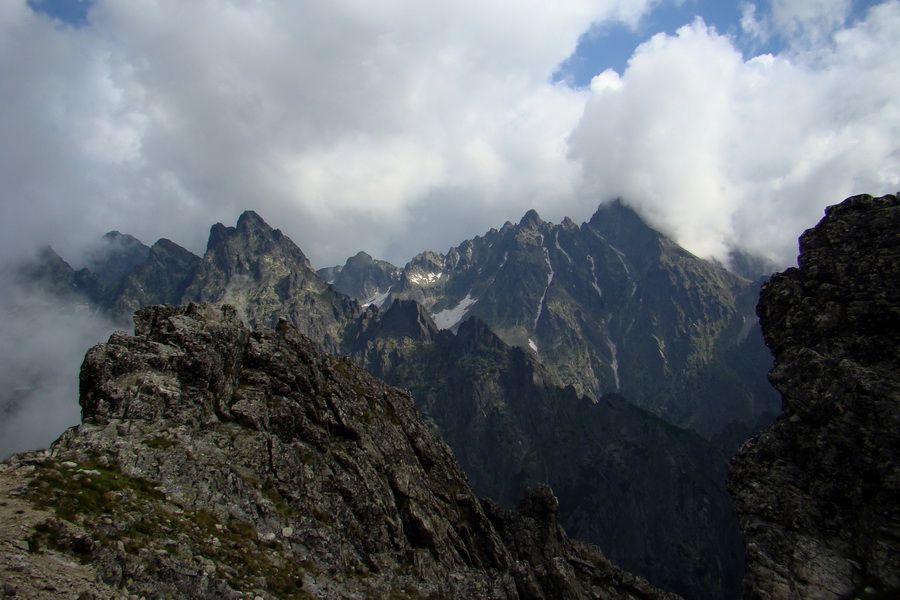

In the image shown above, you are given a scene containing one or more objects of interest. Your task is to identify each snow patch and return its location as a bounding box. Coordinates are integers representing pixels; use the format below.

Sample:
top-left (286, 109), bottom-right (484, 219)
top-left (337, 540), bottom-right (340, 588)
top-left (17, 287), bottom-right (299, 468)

top-left (554, 231), bottom-right (572, 264)
top-left (431, 294), bottom-right (477, 330)
top-left (652, 334), bottom-right (667, 365)
top-left (737, 315), bottom-right (755, 343)
top-left (533, 238), bottom-right (554, 329)
top-left (587, 255), bottom-right (603, 298)
top-left (363, 287), bottom-right (392, 308)
top-left (606, 337), bottom-right (620, 391)
top-left (409, 271), bottom-right (443, 285)
top-left (528, 338), bottom-right (538, 353)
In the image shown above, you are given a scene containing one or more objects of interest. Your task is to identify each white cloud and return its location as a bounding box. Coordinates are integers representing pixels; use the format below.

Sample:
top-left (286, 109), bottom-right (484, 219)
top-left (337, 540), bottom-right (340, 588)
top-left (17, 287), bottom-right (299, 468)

top-left (569, 3), bottom-right (900, 267)
top-left (0, 278), bottom-right (117, 460)
top-left (770, 0), bottom-right (852, 42)
top-left (0, 0), bottom-right (649, 456)
top-left (1, 0), bottom-right (662, 267)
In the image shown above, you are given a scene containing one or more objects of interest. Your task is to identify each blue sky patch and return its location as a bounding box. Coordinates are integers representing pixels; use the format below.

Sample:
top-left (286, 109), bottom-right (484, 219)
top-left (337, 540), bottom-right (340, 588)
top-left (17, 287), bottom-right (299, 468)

top-left (27, 0), bottom-right (94, 28)
top-left (554, 0), bottom-right (884, 88)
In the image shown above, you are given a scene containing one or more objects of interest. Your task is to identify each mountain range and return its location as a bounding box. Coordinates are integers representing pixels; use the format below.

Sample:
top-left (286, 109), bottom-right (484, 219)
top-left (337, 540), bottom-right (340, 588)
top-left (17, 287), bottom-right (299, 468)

top-left (14, 201), bottom-right (781, 599)
top-left (324, 201), bottom-right (779, 441)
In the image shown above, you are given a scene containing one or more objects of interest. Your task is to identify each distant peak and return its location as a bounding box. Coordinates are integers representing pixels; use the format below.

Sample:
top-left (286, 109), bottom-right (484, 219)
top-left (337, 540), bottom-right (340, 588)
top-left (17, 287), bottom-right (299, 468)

top-left (519, 209), bottom-right (543, 229)
top-left (99, 230), bottom-right (146, 248)
top-left (379, 299), bottom-right (439, 342)
top-left (589, 199), bottom-right (648, 229)
top-left (236, 210), bottom-right (270, 231)
top-left (347, 251), bottom-right (375, 266)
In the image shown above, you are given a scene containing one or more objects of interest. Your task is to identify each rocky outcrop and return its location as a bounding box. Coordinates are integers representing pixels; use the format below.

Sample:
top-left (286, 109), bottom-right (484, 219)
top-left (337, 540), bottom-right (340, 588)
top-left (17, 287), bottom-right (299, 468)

top-left (2, 303), bottom-right (680, 600)
top-left (728, 193), bottom-right (900, 599)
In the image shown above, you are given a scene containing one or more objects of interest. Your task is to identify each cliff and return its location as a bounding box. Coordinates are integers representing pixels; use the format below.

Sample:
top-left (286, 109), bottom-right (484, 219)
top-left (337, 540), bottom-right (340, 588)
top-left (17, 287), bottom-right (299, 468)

top-left (1, 303), bottom-right (679, 600)
top-left (728, 193), bottom-right (900, 599)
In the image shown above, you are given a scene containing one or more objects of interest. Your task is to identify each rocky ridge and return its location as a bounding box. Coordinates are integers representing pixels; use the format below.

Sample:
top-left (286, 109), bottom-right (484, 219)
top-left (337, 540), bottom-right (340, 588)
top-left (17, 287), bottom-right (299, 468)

top-left (334, 201), bottom-right (778, 439)
top-left (1, 303), bottom-right (680, 600)
top-left (728, 193), bottom-right (900, 599)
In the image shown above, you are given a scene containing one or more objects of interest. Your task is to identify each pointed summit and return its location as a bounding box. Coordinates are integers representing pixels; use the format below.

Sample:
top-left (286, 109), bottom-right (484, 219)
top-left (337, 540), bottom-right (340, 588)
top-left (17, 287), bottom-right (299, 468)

top-left (183, 211), bottom-right (360, 351)
top-left (235, 210), bottom-right (271, 234)
top-left (518, 209), bottom-right (543, 229)
top-left (346, 250), bottom-right (376, 267)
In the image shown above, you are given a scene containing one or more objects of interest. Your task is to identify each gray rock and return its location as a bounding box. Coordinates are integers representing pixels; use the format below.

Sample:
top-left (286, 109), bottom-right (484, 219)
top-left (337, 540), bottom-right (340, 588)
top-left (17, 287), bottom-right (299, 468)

top-left (728, 193), bottom-right (900, 599)
top-left (13, 302), bottom-right (681, 600)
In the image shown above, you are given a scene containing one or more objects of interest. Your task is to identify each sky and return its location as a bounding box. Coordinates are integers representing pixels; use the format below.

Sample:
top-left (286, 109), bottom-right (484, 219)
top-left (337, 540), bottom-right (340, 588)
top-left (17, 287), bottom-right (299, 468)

top-left (0, 0), bottom-right (898, 456)
top-left (4, 0), bottom-right (897, 271)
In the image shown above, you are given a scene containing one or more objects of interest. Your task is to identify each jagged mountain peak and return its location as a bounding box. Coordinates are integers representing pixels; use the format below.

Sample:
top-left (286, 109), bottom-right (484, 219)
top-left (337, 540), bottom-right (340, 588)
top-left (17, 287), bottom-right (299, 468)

top-left (83, 230), bottom-right (150, 286)
top-left (236, 208), bottom-right (267, 229)
top-left (518, 208), bottom-right (544, 229)
top-left (454, 315), bottom-right (507, 353)
top-left (184, 212), bottom-right (360, 351)
top-left (377, 199), bottom-right (774, 438)
top-left (586, 200), bottom-right (663, 254)
top-left (207, 211), bottom-right (295, 258)
top-left (346, 250), bottom-right (376, 265)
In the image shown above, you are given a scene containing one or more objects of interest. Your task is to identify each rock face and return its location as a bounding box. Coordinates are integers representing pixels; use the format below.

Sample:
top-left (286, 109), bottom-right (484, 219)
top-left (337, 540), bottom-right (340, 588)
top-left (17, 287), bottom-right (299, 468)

top-left (318, 251), bottom-right (401, 306)
top-left (181, 211), bottom-right (361, 353)
top-left (3, 303), bottom-right (680, 600)
top-left (350, 299), bottom-right (743, 600)
top-left (728, 193), bottom-right (900, 599)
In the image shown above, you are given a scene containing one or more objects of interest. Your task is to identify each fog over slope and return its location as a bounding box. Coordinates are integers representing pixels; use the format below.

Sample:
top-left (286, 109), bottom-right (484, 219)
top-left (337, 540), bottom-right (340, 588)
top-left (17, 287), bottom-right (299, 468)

top-left (0, 276), bottom-right (117, 459)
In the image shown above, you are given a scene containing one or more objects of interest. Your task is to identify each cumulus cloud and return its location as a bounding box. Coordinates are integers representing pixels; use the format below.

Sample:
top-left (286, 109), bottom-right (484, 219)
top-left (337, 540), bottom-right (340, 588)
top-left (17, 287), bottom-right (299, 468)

top-left (0, 0), bottom-right (652, 456)
top-left (569, 1), bottom-right (900, 266)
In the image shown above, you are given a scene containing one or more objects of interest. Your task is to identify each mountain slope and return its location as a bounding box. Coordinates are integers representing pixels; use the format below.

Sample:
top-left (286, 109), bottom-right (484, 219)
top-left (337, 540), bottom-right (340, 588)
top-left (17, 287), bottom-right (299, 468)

top-left (317, 251), bottom-right (401, 306)
top-left (13, 208), bottom-right (768, 597)
top-left (349, 299), bottom-right (743, 600)
top-left (2, 303), bottom-right (680, 600)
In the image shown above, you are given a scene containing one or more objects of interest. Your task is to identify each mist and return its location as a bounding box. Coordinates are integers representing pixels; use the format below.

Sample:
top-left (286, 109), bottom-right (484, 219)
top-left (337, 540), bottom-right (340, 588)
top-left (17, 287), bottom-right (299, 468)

top-left (0, 273), bottom-right (119, 460)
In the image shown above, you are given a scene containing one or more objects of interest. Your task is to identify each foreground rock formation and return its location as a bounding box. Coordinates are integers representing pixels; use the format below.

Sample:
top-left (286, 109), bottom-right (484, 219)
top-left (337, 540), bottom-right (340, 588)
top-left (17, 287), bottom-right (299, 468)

top-left (1, 303), bottom-right (679, 600)
top-left (728, 193), bottom-right (900, 599)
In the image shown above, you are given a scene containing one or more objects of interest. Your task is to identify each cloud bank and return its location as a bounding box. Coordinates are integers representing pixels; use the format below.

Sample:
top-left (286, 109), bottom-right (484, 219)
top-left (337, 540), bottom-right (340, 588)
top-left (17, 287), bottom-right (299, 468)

top-left (570, 0), bottom-right (900, 265)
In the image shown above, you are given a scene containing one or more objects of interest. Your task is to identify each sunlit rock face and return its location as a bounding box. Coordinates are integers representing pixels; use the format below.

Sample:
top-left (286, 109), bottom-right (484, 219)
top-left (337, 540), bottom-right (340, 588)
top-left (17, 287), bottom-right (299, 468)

top-left (729, 193), bottom-right (900, 600)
